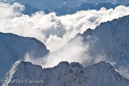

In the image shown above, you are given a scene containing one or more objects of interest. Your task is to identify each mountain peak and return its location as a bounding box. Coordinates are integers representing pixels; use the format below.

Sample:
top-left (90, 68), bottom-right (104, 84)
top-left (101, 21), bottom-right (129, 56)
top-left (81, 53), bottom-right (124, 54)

top-left (56, 61), bottom-right (83, 69)
top-left (57, 61), bottom-right (69, 66)
top-left (70, 62), bottom-right (83, 68)
top-left (94, 61), bottom-right (114, 69)
top-left (2, 61), bottom-right (129, 86)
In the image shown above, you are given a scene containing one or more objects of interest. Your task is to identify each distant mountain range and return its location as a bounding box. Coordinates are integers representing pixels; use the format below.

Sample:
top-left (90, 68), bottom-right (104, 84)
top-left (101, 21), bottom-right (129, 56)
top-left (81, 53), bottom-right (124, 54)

top-left (21, 3), bottom-right (124, 15)
top-left (53, 3), bottom-right (120, 15)
top-left (2, 0), bottom-right (129, 15)
top-left (3, 0), bottom-right (129, 9)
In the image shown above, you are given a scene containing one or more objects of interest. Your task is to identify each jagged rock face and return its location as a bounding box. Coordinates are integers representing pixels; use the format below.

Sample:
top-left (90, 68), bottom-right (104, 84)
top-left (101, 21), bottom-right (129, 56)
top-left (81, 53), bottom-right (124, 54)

top-left (0, 32), bottom-right (49, 80)
top-left (2, 61), bottom-right (129, 86)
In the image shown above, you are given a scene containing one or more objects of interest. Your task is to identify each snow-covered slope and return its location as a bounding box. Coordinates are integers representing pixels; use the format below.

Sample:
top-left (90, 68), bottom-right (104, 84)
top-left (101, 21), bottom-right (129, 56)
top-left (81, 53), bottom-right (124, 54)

top-left (0, 32), bottom-right (48, 80)
top-left (2, 61), bottom-right (129, 86)
top-left (77, 15), bottom-right (129, 78)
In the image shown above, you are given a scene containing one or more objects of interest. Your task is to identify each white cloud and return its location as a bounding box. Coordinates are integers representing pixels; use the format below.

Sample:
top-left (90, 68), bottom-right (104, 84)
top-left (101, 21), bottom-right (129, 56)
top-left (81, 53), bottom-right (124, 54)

top-left (1, 3), bottom-right (129, 52)
top-left (0, 2), bottom-right (129, 67)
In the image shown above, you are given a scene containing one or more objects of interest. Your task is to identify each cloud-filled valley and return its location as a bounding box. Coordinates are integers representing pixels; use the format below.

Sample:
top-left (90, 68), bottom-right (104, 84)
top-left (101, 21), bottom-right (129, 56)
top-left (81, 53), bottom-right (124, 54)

top-left (1, 2), bottom-right (129, 80)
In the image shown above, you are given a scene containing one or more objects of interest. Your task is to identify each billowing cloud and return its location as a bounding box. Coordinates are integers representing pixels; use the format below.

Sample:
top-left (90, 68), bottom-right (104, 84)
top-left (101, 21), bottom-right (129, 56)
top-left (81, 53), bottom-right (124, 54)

top-left (1, 2), bottom-right (129, 52)
top-left (0, 1), bottom-right (129, 66)
top-left (33, 36), bottom-right (108, 68)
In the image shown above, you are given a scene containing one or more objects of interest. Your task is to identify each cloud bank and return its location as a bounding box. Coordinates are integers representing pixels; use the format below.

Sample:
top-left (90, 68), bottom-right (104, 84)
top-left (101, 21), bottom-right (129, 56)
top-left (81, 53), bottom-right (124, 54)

top-left (1, 2), bottom-right (129, 52)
